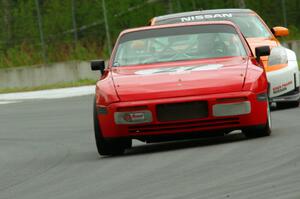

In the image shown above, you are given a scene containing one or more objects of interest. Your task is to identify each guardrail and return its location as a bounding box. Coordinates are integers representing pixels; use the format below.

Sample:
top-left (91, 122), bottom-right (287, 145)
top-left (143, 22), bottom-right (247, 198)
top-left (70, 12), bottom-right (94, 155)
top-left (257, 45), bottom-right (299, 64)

top-left (0, 61), bottom-right (98, 89)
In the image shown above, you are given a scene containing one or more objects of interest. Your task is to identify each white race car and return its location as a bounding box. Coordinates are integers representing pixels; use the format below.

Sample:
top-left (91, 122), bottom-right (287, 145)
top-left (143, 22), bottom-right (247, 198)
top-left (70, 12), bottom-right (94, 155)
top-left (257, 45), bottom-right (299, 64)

top-left (150, 9), bottom-right (300, 108)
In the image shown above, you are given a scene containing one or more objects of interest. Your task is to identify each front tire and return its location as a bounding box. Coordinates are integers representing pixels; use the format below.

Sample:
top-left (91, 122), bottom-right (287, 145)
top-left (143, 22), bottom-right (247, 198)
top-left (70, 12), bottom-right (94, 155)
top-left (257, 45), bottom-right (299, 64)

top-left (93, 99), bottom-right (130, 156)
top-left (276, 101), bottom-right (299, 109)
top-left (242, 101), bottom-right (272, 138)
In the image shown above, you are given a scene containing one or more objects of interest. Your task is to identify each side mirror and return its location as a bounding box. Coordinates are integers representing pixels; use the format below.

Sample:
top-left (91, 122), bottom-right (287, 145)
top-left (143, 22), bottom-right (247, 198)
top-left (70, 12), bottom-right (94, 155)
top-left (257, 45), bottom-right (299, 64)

top-left (91, 60), bottom-right (105, 74)
top-left (255, 46), bottom-right (270, 62)
top-left (271, 26), bottom-right (289, 37)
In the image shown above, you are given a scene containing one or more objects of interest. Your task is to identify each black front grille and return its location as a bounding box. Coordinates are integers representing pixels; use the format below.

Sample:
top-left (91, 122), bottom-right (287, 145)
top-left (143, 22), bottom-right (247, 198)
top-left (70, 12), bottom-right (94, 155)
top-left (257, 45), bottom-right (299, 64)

top-left (156, 101), bottom-right (208, 122)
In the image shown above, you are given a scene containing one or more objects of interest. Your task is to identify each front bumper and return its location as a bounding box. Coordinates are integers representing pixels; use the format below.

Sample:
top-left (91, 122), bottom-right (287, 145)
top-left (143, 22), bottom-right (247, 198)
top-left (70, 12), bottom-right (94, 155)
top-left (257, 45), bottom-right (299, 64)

top-left (96, 91), bottom-right (268, 138)
top-left (267, 59), bottom-right (300, 98)
top-left (270, 87), bottom-right (300, 103)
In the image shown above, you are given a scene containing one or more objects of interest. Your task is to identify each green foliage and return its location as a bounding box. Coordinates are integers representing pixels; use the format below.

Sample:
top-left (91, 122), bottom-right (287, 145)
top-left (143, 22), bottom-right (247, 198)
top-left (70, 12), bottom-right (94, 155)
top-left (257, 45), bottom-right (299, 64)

top-left (0, 43), bottom-right (42, 68)
top-left (1, 0), bottom-right (300, 69)
top-left (0, 42), bottom-right (101, 69)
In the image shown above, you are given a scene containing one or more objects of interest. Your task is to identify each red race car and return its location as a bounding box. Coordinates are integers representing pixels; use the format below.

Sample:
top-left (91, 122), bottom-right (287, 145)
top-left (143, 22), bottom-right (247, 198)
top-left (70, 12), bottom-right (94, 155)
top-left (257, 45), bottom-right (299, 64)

top-left (92, 21), bottom-right (271, 156)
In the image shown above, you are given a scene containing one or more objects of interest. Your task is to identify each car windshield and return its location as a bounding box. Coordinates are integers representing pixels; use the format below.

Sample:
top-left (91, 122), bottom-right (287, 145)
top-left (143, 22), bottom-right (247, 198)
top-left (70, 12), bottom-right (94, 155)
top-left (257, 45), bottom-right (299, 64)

top-left (228, 15), bottom-right (272, 38)
top-left (113, 25), bottom-right (247, 67)
top-left (157, 14), bottom-right (272, 38)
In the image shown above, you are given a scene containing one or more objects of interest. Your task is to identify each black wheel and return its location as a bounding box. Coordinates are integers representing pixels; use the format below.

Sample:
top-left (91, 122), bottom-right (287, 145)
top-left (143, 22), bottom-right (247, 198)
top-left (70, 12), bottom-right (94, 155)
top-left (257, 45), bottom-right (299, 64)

top-left (243, 102), bottom-right (272, 138)
top-left (93, 98), bottom-right (130, 156)
top-left (276, 101), bottom-right (299, 109)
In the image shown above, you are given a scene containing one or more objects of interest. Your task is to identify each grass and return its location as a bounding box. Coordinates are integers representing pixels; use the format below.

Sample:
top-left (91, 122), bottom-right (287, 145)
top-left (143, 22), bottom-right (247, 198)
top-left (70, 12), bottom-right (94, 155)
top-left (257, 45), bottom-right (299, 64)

top-left (0, 79), bottom-right (96, 94)
top-left (0, 42), bottom-right (104, 69)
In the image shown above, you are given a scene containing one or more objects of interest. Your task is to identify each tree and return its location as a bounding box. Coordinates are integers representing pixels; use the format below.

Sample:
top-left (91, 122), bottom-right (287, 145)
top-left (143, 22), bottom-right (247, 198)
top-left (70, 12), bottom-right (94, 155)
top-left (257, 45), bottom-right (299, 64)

top-left (2, 0), bottom-right (12, 48)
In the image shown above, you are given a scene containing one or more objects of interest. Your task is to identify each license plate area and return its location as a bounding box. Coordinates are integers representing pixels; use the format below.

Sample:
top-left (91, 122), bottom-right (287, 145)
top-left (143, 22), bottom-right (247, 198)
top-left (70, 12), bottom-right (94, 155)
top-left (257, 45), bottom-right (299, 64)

top-left (156, 101), bottom-right (208, 122)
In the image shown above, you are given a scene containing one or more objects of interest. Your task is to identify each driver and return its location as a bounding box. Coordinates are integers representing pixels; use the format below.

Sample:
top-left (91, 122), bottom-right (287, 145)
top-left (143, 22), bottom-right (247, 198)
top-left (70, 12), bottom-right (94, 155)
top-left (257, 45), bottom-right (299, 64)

top-left (197, 33), bottom-right (238, 58)
top-left (197, 33), bottom-right (221, 58)
top-left (130, 40), bottom-right (146, 54)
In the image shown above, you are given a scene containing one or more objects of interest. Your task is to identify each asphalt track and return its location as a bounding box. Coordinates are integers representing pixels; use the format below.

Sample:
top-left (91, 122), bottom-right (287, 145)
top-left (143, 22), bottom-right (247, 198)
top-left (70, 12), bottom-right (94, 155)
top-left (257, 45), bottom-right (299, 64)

top-left (1, 95), bottom-right (300, 199)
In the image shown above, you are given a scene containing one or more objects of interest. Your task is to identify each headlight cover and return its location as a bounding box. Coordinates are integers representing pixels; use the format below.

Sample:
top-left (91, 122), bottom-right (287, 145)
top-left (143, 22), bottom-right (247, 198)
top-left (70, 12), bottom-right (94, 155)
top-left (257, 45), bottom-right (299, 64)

top-left (114, 110), bottom-right (152, 124)
top-left (268, 46), bottom-right (288, 66)
top-left (213, 101), bottom-right (251, 117)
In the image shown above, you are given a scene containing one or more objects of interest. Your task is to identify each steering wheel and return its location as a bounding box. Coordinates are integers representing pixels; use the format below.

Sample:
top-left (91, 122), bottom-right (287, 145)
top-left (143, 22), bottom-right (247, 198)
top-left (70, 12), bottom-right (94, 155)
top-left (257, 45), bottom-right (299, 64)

top-left (213, 41), bottom-right (227, 56)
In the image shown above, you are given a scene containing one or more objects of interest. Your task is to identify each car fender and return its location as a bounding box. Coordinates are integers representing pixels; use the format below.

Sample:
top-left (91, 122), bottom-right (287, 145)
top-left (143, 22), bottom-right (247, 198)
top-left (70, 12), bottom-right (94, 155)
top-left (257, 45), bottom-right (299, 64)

top-left (95, 74), bottom-right (120, 106)
top-left (243, 65), bottom-right (268, 93)
top-left (266, 47), bottom-right (300, 97)
top-left (285, 47), bottom-right (300, 87)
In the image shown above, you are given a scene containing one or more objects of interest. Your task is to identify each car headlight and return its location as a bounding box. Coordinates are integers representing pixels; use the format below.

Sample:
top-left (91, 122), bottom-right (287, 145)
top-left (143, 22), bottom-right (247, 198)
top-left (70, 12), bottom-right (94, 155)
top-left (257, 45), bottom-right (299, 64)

top-left (268, 46), bottom-right (288, 66)
top-left (114, 110), bottom-right (152, 124)
top-left (212, 101), bottom-right (251, 117)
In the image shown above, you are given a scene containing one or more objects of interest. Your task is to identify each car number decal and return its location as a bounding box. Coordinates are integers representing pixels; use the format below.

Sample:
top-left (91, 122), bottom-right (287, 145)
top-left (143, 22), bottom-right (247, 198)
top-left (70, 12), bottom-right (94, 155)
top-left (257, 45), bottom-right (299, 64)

top-left (272, 80), bottom-right (293, 94)
top-left (135, 64), bottom-right (223, 75)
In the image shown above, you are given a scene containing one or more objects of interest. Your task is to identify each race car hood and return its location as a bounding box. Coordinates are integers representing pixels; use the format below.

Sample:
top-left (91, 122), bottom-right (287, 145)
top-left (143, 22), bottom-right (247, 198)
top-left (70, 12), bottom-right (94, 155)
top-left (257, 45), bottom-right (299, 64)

top-left (246, 37), bottom-right (279, 52)
top-left (111, 57), bottom-right (248, 101)
top-left (246, 37), bottom-right (282, 68)
top-left (246, 37), bottom-right (279, 61)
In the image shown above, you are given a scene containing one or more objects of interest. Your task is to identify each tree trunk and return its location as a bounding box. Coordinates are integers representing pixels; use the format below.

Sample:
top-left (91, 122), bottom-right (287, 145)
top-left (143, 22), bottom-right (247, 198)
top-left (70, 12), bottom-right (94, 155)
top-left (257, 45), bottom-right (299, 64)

top-left (2, 0), bottom-right (12, 48)
top-left (237, 0), bottom-right (246, 8)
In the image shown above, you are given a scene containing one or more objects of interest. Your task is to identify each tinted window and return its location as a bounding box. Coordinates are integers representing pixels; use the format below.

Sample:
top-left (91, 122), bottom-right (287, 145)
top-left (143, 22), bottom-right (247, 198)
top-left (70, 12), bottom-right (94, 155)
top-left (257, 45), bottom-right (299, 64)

top-left (156, 14), bottom-right (272, 38)
top-left (230, 15), bottom-right (271, 38)
top-left (113, 25), bottom-right (247, 67)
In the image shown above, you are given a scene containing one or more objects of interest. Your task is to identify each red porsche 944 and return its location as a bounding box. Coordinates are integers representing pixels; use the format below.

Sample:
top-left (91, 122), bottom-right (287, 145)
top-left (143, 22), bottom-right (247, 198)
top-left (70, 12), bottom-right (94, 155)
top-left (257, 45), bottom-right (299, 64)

top-left (92, 21), bottom-right (271, 156)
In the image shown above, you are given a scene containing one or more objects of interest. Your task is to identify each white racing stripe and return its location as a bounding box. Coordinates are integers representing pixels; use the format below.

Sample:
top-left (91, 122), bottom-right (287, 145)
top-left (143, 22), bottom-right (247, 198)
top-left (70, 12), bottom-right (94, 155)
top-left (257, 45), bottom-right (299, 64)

top-left (135, 64), bottom-right (223, 75)
top-left (0, 101), bottom-right (20, 105)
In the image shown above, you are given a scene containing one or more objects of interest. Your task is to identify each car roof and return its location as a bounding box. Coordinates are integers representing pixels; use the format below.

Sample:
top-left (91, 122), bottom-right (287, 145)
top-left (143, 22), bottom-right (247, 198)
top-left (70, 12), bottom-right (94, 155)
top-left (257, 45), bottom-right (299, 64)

top-left (111, 20), bottom-right (253, 66)
top-left (153, 9), bottom-right (255, 24)
top-left (116, 21), bottom-right (251, 54)
top-left (120, 20), bottom-right (240, 35)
